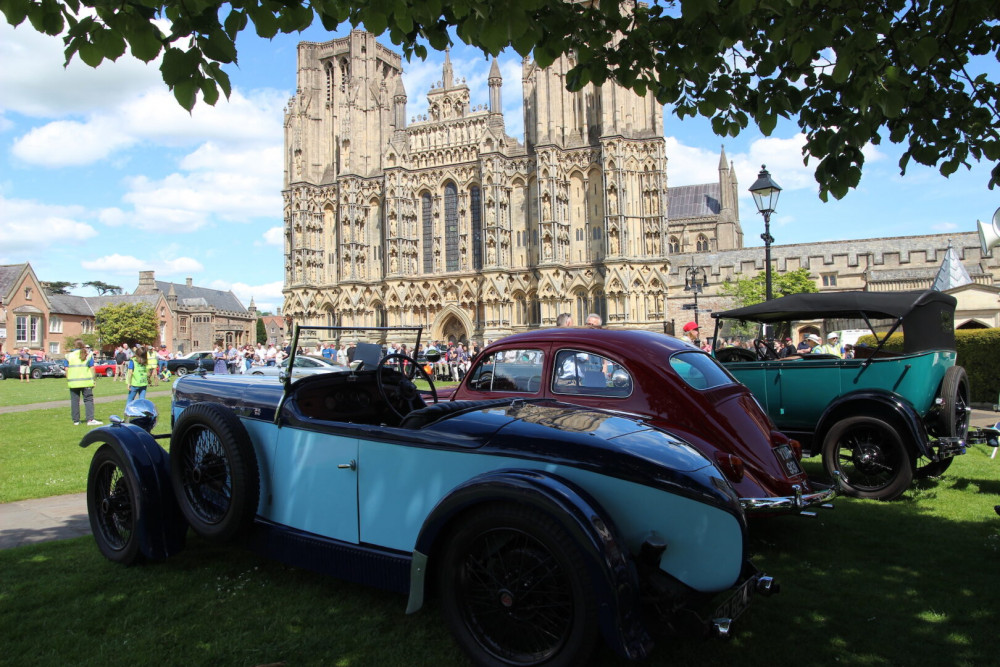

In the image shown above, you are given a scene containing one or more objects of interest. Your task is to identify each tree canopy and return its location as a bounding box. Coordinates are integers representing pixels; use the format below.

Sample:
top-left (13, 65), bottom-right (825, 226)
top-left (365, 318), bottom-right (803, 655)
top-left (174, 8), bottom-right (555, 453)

top-left (83, 280), bottom-right (123, 295)
top-left (3, 0), bottom-right (999, 198)
top-left (719, 267), bottom-right (819, 309)
top-left (95, 302), bottom-right (158, 346)
top-left (41, 281), bottom-right (76, 295)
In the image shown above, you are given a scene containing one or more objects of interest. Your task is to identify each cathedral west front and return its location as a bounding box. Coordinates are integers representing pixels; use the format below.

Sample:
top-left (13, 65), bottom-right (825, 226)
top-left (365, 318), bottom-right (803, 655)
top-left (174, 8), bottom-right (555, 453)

top-left (281, 26), bottom-right (743, 345)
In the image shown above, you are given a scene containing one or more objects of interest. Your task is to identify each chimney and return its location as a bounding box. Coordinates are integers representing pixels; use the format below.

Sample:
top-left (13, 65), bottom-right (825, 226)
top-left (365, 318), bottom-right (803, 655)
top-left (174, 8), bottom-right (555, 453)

top-left (136, 271), bottom-right (156, 295)
top-left (186, 277), bottom-right (193, 287)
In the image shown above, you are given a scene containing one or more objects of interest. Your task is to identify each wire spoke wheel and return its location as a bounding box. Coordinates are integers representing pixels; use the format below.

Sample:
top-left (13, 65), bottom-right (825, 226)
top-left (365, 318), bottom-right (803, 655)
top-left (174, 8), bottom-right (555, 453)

top-left (460, 529), bottom-right (574, 662)
top-left (87, 444), bottom-right (141, 564)
top-left (441, 506), bottom-right (597, 667)
top-left (176, 425), bottom-right (233, 525)
top-left (169, 403), bottom-right (259, 543)
top-left (823, 416), bottom-right (913, 500)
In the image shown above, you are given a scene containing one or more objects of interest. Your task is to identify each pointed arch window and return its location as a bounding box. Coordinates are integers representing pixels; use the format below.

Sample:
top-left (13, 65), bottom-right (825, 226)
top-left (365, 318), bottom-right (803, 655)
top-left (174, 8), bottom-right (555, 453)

top-left (669, 236), bottom-right (680, 253)
top-left (445, 182), bottom-right (459, 271)
top-left (421, 193), bottom-right (433, 274)
top-left (470, 185), bottom-right (482, 270)
top-left (696, 234), bottom-right (710, 252)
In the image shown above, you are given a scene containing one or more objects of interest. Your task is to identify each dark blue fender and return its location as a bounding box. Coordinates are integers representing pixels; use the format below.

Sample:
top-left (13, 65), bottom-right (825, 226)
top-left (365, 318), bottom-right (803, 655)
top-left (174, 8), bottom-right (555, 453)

top-left (817, 389), bottom-right (929, 457)
top-left (407, 469), bottom-right (653, 661)
top-left (79, 424), bottom-right (187, 560)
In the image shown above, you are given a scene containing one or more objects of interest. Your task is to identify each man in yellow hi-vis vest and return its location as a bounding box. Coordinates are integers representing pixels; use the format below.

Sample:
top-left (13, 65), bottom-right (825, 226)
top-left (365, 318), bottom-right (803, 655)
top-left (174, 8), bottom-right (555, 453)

top-left (66, 340), bottom-right (102, 426)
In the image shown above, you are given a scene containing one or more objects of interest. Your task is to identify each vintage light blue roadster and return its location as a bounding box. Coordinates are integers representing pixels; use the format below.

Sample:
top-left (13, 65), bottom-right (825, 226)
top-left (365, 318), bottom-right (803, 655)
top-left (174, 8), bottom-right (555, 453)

top-left (81, 326), bottom-right (776, 665)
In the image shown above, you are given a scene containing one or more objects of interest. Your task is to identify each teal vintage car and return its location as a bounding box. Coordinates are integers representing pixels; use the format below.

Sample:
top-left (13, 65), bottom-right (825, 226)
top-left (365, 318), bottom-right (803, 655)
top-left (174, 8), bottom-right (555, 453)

top-left (711, 290), bottom-right (969, 500)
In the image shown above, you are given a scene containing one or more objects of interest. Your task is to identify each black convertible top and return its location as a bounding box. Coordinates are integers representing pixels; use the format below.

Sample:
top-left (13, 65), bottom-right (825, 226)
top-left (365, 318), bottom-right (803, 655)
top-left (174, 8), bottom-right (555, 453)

top-left (712, 290), bottom-right (957, 323)
top-left (713, 289), bottom-right (957, 352)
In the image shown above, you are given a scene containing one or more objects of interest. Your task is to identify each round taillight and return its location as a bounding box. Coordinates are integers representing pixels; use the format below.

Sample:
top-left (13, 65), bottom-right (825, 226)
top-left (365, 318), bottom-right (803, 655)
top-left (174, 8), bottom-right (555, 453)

top-left (714, 452), bottom-right (745, 483)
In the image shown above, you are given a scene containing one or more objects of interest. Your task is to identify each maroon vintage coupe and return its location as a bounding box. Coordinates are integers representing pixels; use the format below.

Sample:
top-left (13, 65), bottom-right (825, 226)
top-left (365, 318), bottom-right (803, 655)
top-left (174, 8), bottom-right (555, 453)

top-left (441, 328), bottom-right (836, 515)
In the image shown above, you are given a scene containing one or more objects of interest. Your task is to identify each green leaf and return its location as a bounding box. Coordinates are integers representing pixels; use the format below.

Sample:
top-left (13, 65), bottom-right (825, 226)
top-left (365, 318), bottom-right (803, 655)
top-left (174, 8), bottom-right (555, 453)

top-left (161, 47), bottom-right (200, 86)
top-left (200, 77), bottom-right (220, 106)
top-left (758, 113), bottom-right (777, 136)
top-left (2, 0), bottom-right (31, 27)
top-left (78, 40), bottom-right (105, 67)
top-left (223, 9), bottom-right (248, 39)
top-left (172, 78), bottom-right (199, 111)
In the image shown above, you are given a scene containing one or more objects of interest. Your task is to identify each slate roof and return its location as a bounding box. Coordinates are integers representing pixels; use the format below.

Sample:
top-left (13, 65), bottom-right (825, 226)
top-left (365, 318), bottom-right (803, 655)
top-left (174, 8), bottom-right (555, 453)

top-left (0, 264), bottom-right (27, 297)
top-left (155, 280), bottom-right (247, 314)
top-left (668, 184), bottom-right (721, 220)
top-left (47, 294), bottom-right (95, 316)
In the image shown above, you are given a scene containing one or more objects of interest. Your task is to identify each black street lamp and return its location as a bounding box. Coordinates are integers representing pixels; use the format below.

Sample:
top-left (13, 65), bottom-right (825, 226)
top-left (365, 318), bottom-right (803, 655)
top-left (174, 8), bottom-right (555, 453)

top-left (748, 165), bottom-right (782, 301)
top-left (684, 263), bottom-right (709, 326)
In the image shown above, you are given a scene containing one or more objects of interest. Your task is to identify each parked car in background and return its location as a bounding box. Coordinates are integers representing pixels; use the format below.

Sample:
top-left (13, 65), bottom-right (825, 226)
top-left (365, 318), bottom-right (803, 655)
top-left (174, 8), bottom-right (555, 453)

top-left (250, 354), bottom-right (347, 378)
top-left (164, 350), bottom-right (215, 376)
top-left (712, 290), bottom-right (969, 500)
top-left (0, 358), bottom-right (66, 380)
top-left (81, 326), bottom-right (778, 666)
top-left (442, 328), bottom-right (835, 516)
top-left (93, 358), bottom-right (118, 377)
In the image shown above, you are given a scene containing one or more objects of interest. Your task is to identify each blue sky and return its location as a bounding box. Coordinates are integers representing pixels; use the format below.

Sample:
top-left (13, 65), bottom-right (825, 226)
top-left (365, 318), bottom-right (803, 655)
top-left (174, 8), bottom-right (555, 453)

top-left (2, 20), bottom-right (998, 313)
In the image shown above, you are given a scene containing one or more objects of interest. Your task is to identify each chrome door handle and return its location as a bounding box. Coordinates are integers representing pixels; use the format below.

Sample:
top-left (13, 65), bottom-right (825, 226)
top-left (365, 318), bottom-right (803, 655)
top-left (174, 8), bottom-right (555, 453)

top-left (338, 459), bottom-right (357, 471)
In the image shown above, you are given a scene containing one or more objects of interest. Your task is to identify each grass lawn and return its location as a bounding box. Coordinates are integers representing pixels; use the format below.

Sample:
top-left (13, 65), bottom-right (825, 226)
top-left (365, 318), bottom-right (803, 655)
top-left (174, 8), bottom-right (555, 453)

top-left (0, 395), bottom-right (173, 503)
top-left (1, 453), bottom-right (998, 666)
top-left (0, 374), bottom-right (171, 407)
top-left (0, 383), bottom-right (998, 665)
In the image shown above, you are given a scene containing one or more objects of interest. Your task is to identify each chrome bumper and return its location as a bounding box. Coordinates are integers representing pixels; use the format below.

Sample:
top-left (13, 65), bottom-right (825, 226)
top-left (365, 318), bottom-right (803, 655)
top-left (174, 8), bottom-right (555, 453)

top-left (740, 481), bottom-right (838, 515)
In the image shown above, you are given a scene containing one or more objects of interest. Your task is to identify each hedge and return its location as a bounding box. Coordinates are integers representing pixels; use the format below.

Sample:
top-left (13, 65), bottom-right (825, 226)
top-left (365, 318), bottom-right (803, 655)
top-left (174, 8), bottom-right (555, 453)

top-left (856, 328), bottom-right (1000, 405)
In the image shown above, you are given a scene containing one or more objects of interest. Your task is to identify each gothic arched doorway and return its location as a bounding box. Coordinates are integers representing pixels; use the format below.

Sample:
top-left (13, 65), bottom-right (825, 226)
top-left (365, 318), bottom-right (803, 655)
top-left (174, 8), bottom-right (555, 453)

top-left (439, 314), bottom-right (468, 345)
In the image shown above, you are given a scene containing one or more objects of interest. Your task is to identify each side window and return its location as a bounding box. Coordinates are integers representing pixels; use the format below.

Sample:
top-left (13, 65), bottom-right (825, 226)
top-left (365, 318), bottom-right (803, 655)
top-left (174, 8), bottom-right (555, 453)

top-left (466, 349), bottom-right (544, 393)
top-left (552, 349), bottom-right (632, 397)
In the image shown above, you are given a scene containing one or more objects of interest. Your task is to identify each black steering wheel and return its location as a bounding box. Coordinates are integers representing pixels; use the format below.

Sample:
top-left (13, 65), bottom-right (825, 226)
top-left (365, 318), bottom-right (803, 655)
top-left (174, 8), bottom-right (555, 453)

top-left (376, 353), bottom-right (438, 420)
top-left (754, 338), bottom-right (779, 360)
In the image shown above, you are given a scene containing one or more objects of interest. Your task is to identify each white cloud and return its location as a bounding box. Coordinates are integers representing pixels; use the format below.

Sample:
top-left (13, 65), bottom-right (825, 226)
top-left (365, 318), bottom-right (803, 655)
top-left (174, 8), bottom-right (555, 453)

top-left (81, 253), bottom-right (204, 275)
top-left (12, 117), bottom-right (138, 166)
top-left (11, 87), bottom-right (285, 168)
top-left (210, 279), bottom-right (285, 313)
top-left (0, 195), bottom-right (98, 251)
top-left (260, 226), bottom-right (284, 246)
top-left (0, 22), bottom-right (163, 118)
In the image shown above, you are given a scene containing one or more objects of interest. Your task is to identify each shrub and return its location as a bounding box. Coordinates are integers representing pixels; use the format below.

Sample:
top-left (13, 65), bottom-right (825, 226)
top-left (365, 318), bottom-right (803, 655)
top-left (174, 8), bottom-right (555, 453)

top-left (857, 329), bottom-right (1000, 404)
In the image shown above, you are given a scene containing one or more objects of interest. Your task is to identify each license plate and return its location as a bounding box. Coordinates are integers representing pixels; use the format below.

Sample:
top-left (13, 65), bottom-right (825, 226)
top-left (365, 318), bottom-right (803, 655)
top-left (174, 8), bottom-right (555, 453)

top-left (775, 444), bottom-right (803, 476)
top-left (713, 575), bottom-right (757, 622)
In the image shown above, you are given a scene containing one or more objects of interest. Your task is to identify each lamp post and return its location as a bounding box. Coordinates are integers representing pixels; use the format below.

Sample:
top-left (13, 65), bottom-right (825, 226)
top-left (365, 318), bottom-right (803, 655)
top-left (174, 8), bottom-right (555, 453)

top-left (684, 263), bottom-right (709, 327)
top-left (749, 165), bottom-right (782, 301)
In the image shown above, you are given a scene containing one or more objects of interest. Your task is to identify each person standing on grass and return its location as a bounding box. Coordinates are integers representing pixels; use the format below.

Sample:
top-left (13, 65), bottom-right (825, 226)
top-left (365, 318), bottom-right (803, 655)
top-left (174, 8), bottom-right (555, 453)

top-left (66, 340), bottom-right (102, 426)
top-left (127, 347), bottom-right (151, 403)
top-left (19, 347), bottom-right (31, 382)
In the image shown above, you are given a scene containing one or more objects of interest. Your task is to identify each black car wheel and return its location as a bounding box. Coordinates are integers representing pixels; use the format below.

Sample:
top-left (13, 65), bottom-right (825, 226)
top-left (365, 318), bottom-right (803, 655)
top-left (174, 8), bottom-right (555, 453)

top-left (87, 444), bottom-right (142, 565)
top-left (105, 368), bottom-right (115, 377)
top-left (31, 368), bottom-right (43, 380)
top-left (176, 367), bottom-right (189, 377)
top-left (822, 416), bottom-right (913, 500)
top-left (440, 505), bottom-right (598, 667)
top-left (918, 367), bottom-right (970, 478)
top-left (170, 403), bottom-right (259, 543)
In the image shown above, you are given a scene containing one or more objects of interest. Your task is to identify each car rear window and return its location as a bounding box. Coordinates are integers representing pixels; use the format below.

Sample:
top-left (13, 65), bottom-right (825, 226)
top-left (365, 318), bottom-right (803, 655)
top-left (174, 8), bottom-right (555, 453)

top-left (466, 349), bottom-right (544, 393)
top-left (669, 351), bottom-right (737, 390)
